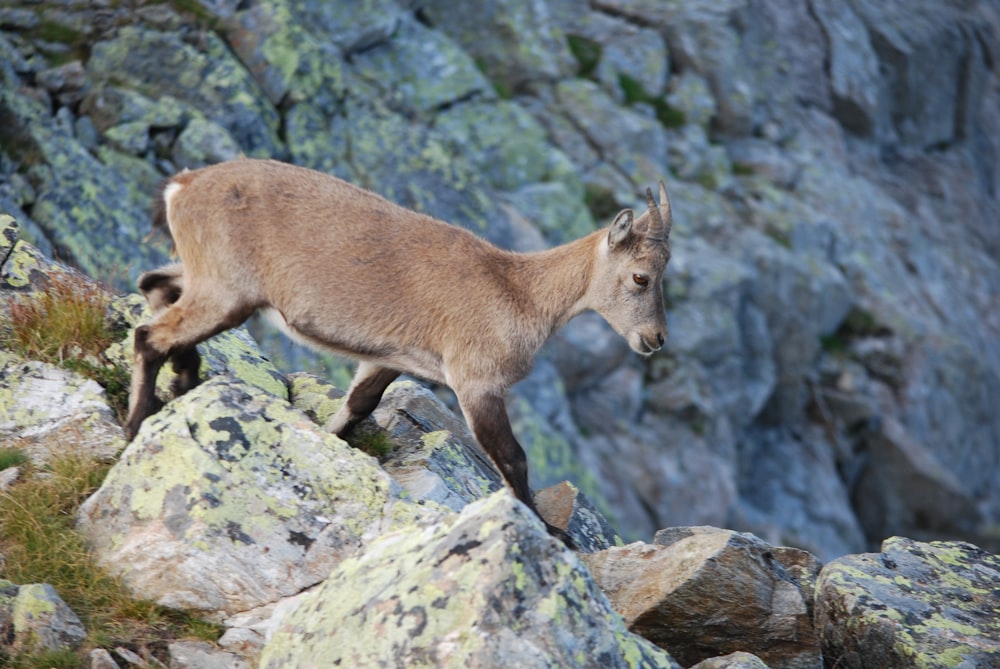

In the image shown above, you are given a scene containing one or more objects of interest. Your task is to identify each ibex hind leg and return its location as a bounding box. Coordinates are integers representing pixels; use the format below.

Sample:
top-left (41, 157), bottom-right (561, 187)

top-left (138, 264), bottom-right (184, 316)
top-left (326, 361), bottom-right (400, 437)
top-left (136, 265), bottom-right (202, 397)
top-left (458, 390), bottom-right (577, 550)
top-left (124, 290), bottom-right (253, 440)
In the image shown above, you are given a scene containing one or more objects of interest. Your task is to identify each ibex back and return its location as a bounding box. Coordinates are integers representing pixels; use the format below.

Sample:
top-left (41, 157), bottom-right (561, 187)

top-left (126, 158), bottom-right (673, 547)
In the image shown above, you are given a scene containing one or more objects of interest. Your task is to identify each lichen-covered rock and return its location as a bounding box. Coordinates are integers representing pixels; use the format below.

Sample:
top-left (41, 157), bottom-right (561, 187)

top-left (550, 78), bottom-right (670, 187)
top-left (172, 118), bottom-right (241, 169)
top-left (419, 0), bottom-right (574, 92)
top-left (260, 490), bottom-right (681, 668)
top-left (434, 99), bottom-right (581, 195)
top-left (372, 380), bottom-right (505, 510)
top-left (351, 16), bottom-right (493, 117)
top-left (0, 352), bottom-right (125, 464)
top-left (1, 581), bottom-right (87, 654)
top-left (77, 375), bottom-right (436, 618)
top-left (815, 536), bottom-right (1000, 669)
top-left (690, 652), bottom-right (772, 669)
top-left (0, 88), bottom-right (169, 288)
top-left (0, 214), bottom-right (53, 291)
top-left (285, 0), bottom-right (404, 55)
top-left (583, 527), bottom-right (821, 668)
top-left (87, 26), bottom-right (281, 157)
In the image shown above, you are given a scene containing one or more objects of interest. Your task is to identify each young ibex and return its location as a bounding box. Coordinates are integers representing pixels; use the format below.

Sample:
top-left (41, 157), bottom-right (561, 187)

top-left (126, 159), bottom-right (672, 546)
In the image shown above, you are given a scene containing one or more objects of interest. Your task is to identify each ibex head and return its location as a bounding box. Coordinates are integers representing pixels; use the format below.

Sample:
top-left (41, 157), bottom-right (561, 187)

top-left (591, 182), bottom-right (672, 356)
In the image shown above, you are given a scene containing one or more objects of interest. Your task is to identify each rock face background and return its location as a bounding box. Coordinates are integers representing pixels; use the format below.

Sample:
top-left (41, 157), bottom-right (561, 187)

top-left (0, 0), bottom-right (998, 585)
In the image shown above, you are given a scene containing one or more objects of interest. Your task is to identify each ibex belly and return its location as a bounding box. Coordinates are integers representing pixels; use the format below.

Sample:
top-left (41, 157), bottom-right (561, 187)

top-left (260, 307), bottom-right (446, 384)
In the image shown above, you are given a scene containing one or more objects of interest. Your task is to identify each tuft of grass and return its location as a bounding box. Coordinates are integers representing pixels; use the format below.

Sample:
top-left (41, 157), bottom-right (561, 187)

top-left (0, 447), bottom-right (29, 471)
top-left (350, 428), bottom-right (395, 459)
top-left (4, 270), bottom-right (115, 363)
top-left (2, 270), bottom-right (131, 422)
top-left (567, 34), bottom-right (602, 78)
top-left (618, 74), bottom-right (687, 129)
top-left (0, 456), bottom-right (223, 664)
top-left (0, 647), bottom-right (84, 669)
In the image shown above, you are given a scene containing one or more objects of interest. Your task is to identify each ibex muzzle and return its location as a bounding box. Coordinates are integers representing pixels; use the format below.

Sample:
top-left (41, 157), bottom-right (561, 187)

top-left (125, 159), bottom-right (673, 548)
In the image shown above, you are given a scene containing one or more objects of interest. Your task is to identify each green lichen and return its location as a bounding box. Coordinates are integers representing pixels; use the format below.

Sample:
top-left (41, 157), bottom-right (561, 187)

top-left (819, 538), bottom-right (1000, 668)
top-left (94, 377), bottom-right (399, 555)
top-left (261, 490), bottom-right (677, 667)
top-left (1, 239), bottom-right (50, 290)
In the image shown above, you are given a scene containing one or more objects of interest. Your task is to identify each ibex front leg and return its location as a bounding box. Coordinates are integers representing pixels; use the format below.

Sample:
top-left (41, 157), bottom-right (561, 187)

top-left (459, 390), bottom-right (575, 548)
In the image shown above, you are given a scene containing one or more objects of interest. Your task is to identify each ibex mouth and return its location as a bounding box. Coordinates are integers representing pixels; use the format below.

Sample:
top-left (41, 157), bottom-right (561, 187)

top-left (633, 335), bottom-right (659, 356)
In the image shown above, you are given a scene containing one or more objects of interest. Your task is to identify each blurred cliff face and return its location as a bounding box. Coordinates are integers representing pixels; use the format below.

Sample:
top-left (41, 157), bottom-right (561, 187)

top-left (1, 0), bottom-right (998, 560)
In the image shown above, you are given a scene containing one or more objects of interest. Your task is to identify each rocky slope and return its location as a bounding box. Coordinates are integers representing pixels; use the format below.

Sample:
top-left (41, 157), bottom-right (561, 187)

top-left (2, 0), bottom-right (998, 563)
top-left (0, 0), bottom-right (999, 665)
top-left (3, 213), bottom-right (1000, 668)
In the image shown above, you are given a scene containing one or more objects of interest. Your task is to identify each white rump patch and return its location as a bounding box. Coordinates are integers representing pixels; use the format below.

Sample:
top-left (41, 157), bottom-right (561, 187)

top-left (163, 182), bottom-right (184, 222)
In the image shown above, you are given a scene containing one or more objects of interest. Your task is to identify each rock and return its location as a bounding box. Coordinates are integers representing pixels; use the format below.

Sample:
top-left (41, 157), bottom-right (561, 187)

top-left (741, 229), bottom-right (853, 424)
top-left (0, 352), bottom-right (125, 465)
top-left (533, 480), bottom-right (620, 553)
top-left (87, 26), bottom-right (281, 157)
top-left (550, 77), bottom-right (670, 186)
top-left (111, 646), bottom-right (159, 667)
top-left (0, 214), bottom-right (53, 291)
top-left (853, 416), bottom-right (984, 547)
top-left (582, 527), bottom-right (821, 668)
top-left (810, 0), bottom-right (880, 136)
top-left (77, 375), bottom-right (436, 619)
top-left (304, 95), bottom-right (521, 249)
top-left (815, 536), bottom-right (1000, 668)
top-left (0, 90), bottom-right (169, 288)
top-left (690, 652), bottom-right (772, 669)
top-left (0, 466), bottom-right (20, 491)
top-left (419, 0), bottom-right (575, 92)
top-left (851, 2), bottom-right (987, 148)
top-left (5, 581), bottom-right (87, 654)
top-left (505, 180), bottom-right (595, 245)
top-left (168, 640), bottom-right (252, 669)
top-left (735, 425), bottom-right (867, 562)
top-left (350, 16), bottom-right (493, 117)
top-left (90, 648), bottom-right (122, 669)
top-left (285, 0), bottom-right (404, 55)
top-left (171, 118), bottom-right (241, 169)
top-left (560, 8), bottom-right (669, 101)
top-left (372, 380), bottom-right (505, 510)
top-left (610, 0), bottom-right (754, 135)
top-left (435, 99), bottom-right (578, 193)
top-left (260, 490), bottom-right (681, 668)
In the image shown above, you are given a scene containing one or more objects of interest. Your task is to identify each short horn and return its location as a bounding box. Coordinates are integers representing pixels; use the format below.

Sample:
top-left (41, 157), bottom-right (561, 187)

top-left (645, 186), bottom-right (663, 238)
top-left (658, 180), bottom-right (672, 238)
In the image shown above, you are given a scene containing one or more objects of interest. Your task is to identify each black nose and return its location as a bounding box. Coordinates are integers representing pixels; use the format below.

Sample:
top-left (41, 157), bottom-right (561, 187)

top-left (656, 332), bottom-right (665, 347)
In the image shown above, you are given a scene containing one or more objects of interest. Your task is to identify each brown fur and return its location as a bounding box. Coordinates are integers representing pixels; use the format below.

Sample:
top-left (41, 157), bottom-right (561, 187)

top-left (125, 158), bottom-right (673, 547)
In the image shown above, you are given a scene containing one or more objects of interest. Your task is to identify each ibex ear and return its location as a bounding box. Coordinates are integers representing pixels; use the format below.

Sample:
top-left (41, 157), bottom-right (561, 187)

top-left (608, 209), bottom-right (634, 250)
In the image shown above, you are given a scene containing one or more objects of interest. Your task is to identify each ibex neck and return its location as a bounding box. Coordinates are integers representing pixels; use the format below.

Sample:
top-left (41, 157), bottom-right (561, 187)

top-left (514, 229), bottom-right (602, 334)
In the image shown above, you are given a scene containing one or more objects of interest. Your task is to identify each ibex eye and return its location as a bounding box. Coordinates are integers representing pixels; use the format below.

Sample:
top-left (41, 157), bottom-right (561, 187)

top-left (632, 274), bottom-right (649, 287)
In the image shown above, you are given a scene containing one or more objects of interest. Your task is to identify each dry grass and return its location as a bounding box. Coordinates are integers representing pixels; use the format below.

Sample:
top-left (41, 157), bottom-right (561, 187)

top-left (1, 272), bottom-right (220, 665)
top-left (2, 270), bottom-right (130, 421)
top-left (4, 270), bottom-right (115, 362)
top-left (0, 455), bottom-right (222, 666)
